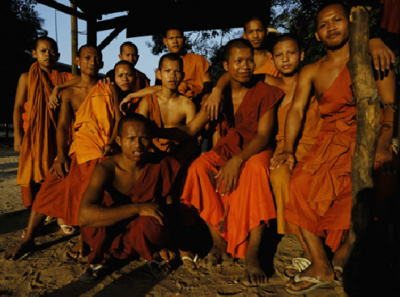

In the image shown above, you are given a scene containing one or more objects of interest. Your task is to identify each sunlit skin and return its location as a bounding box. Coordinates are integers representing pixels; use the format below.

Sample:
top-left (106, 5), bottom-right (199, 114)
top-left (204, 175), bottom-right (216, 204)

top-left (272, 39), bottom-right (303, 76)
top-left (118, 45), bottom-right (139, 67)
top-left (243, 20), bottom-right (266, 50)
top-left (223, 47), bottom-right (255, 86)
top-left (115, 64), bottom-right (134, 92)
top-left (163, 30), bottom-right (184, 55)
top-left (157, 59), bottom-right (184, 91)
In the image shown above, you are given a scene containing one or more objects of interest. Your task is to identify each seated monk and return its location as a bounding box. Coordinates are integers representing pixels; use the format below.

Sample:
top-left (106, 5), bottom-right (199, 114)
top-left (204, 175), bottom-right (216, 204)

top-left (178, 39), bottom-right (284, 286)
top-left (79, 114), bottom-right (181, 280)
top-left (267, 34), bottom-right (322, 276)
top-left (271, 3), bottom-right (396, 294)
top-left (135, 53), bottom-right (199, 166)
top-left (13, 36), bottom-right (73, 208)
top-left (3, 45), bottom-right (121, 261)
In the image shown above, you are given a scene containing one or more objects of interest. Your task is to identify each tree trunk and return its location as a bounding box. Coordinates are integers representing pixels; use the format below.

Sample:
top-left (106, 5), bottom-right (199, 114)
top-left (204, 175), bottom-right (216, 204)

top-left (345, 6), bottom-right (381, 295)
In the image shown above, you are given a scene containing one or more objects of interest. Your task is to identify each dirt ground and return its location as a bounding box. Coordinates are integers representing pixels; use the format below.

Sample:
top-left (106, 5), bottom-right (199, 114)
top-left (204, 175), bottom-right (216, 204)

top-left (0, 144), bottom-right (347, 297)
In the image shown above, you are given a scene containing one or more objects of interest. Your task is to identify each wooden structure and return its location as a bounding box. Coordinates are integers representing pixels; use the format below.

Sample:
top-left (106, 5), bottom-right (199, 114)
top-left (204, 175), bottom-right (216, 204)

top-left (37, 0), bottom-right (271, 73)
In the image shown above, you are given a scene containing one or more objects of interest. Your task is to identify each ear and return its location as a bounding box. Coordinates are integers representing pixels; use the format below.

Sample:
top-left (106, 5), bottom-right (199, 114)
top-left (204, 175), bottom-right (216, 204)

top-left (156, 69), bottom-right (161, 80)
top-left (242, 32), bottom-right (247, 40)
top-left (32, 49), bottom-right (37, 59)
top-left (115, 136), bottom-right (121, 147)
top-left (223, 61), bottom-right (229, 72)
top-left (118, 54), bottom-right (123, 61)
top-left (266, 28), bottom-right (269, 36)
top-left (315, 31), bottom-right (321, 42)
top-left (163, 38), bottom-right (168, 47)
top-left (300, 50), bottom-right (305, 62)
top-left (75, 56), bottom-right (80, 66)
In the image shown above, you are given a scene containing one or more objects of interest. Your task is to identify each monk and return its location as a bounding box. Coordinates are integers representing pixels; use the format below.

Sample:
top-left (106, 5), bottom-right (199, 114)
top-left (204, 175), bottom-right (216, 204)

top-left (78, 114), bottom-right (181, 280)
top-left (123, 28), bottom-right (212, 110)
top-left (270, 2), bottom-right (396, 294)
top-left (179, 38), bottom-right (283, 286)
top-left (265, 34), bottom-right (322, 276)
top-left (135, 53), bottom-right (198, 166)
top-left (3, 44), bottom-right (121, 261)
top-left (13, 36), bottom-right (72, 208)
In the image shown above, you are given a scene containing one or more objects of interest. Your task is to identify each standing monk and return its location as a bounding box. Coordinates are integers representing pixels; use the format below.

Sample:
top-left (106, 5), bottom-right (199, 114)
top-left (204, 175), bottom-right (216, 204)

top-left (79, 114), bottom-right (181, 280)
top-left (13, 37), bottom-right (72, 208)
top-left (181, 39), bottom-right (283, 286)
top-left (270, 2), bottom-right (396, 294)
top-left (4, 45), bottom-right (121, 260)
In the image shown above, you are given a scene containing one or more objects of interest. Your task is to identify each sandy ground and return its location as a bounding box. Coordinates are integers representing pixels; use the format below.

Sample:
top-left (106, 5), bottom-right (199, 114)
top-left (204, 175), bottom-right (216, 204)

top-left (0, 145), bottom-right (346, 297)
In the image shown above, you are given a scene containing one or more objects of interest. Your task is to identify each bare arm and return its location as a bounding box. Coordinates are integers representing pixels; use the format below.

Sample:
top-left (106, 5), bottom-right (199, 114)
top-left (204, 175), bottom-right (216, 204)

top-left (375, 68), bottom-right (395, 174)
top-left (120, 86), bottom-right (162, 114)
top-left (137, 96), bottom-right (150, 118)
top-left (78, 163), bottom-right (165, 227)
top-left (49, 76), bottom-right (80, 109)
top-left (51, 90), bottom-right (72, 178)
top-left (204, 72), bottom-right (230, 120)
top-left (369, 38), bottom-right (396, 72)
top-left (216, 106), bottom-right (277, 195)
top-left (270, 65), bottom-right (314, 170)
top-left (13, 73), bottom-right (28, 153)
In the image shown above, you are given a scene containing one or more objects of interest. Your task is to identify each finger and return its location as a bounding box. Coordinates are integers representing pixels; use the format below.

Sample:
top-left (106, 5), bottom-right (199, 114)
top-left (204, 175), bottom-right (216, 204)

top-left (222, 177), bottom-right (229, 196)
top-left (288, 158), bottom-right (295, 170)
top-left (216, 176), bottom-right (223, 193)
top-left (389, 49), bottom-right (396, 64)
top-left (65, 162), bottom-right (69, 173)
top-left (232, 177), bottom-right (238, 192)
top-left (154, 213), bottom-right (164, 225)
top-left (212, 105), bottom-right (217, 121)
top-left (372, 54), bottom-right (380, 71)
top-left (383, 51), bottom-right (390, 70)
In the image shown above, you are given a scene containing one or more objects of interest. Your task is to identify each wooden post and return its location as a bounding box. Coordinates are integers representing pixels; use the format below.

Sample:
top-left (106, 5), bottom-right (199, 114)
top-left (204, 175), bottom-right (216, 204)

top-left (346, 3), bottom-right (380, 279)
top-left (71, 1), bottom-right (78, 75)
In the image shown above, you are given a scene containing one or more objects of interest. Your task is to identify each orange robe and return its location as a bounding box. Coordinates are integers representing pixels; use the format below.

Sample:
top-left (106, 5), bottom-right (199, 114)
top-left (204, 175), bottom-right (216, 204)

top-left (126, 68), bottom-right (150, 113)
top-left (32, 83), bottom-right (116, 226)
top-left (285, 67), bottom-right (356, 252)
top-left (181, 81), bottom-right (283, 258)
top-left (144, 94), bottom-right (199, 165)
top-left (253, 53), bottom-right (281, 77)
top-left (270, 96), bottom-right (322, 235)
top-left (178, 53), bottom-right (210, 101)
top-left (81, 156), bottom-right (180, 264)
top-left (381, 0), bottom-right (400, 34)
top-left (17, 62), bottom-right (72, 207)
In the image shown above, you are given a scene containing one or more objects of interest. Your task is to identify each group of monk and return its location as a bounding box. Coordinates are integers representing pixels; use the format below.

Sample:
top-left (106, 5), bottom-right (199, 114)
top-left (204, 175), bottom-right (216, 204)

top-left (5, 1), bottom-right (397, 294)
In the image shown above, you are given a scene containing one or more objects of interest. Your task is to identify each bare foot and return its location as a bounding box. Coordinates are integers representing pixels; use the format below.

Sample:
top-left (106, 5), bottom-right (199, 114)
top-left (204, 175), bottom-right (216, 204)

top-left (65, 236), bottom-right (89, 260)
top-left (3, 240), bottom-right (36, 260)
top-left (199, 244), bottom-right (230, 269)
top-left (179, 250), bottom-right (199, 270)
top-left (158, 248), bottom-right (177, 263)
top-left (242, 255), bottom-right (267, 286)
top-left (289, 263), bottom-right (334, 292)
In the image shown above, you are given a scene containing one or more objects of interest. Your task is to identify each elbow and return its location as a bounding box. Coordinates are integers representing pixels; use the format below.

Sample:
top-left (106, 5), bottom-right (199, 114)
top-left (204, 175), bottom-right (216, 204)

top-left (78, 208), bottom-right (90, 227)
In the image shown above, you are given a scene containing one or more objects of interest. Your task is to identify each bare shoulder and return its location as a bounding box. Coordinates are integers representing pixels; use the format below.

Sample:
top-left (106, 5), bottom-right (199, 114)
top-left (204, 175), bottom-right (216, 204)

top-left (18, 72), bottom-right (29, 85)
top-left (94, 157), bottom-right (117, 179)
top-left (264, 75), bottom-right (282, 88)
top-left (179, 95), bottom-right (195, 107)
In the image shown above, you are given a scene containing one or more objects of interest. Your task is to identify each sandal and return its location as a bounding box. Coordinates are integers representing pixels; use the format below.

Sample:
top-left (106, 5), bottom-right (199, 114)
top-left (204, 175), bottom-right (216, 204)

top-left (284, 257), bottom-right (311, 277)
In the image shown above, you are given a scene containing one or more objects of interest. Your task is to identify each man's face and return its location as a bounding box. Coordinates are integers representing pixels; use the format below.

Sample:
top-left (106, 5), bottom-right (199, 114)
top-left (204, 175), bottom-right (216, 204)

top-left (243, 20), bottom-right (266, 49)
top-left (163, 30), bottom-right (184, 54)
top-left (223, 47), bottom-right (254, 84)
top-left (272, 39), bottom-right (303, 76)
top-left (115, 64), bottom-right (134, 92)
top-left (76, 47), bottom-right (103, 76)
top-left (157, 59), bottom-right (184, 90)
top-left (119, 45), bottom-right (139, 67)
top-left (32, 40), bottom-right (59, 69)
top-left (315, 4), bottom-right (349, 49)
top-left (117, 121), bottom-right (151, 163)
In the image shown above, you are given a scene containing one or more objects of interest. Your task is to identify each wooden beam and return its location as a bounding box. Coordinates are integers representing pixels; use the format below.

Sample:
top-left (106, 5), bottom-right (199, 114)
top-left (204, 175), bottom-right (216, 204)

top-left (87, 17), bottom-right (97, 45)
top-left (345, 5), bottom-right (381, 293)
top-left (71, 2), bottom-right (78, 75)
top-left (98, 25), bottom-right (126, 51)
top-left (96, 16), bottom-right (128, 32)
top-left (37, 0), bottom-right (88, 21)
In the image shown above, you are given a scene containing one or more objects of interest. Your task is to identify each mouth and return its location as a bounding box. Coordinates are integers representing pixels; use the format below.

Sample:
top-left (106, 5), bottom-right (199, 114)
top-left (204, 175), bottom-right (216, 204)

top-left (133, 151), bottom-right (144, 157)
top-left (239, 72), bottom-right (252, 77)
top-left (282, 65), bottom-right (292, 70)
top-left (327, 32), bottom-right (340, 39)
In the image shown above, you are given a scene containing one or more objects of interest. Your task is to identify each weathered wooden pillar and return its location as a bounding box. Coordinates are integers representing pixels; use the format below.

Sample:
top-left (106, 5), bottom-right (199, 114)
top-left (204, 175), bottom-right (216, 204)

top-left (70, 0), bottom-right (78, 75)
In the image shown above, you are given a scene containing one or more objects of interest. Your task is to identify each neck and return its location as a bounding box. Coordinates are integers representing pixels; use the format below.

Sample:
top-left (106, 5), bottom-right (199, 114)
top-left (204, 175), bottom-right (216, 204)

top-left (120, 154), bottom-right (145, 172)
top-left (326, 41), bottom-right (349, 62)
top-left (254, 47), bottom-right (268, 55)
top-left (38, 64), bottom-right (53, 74)
top-left (281, 72), bottom-right (299, 85)
top-left (159, 87), bottom-right (179, 101)
top-left (230, 78), bottom-right (251, 93)
top-left (79, 73), bottom-right (98, 87)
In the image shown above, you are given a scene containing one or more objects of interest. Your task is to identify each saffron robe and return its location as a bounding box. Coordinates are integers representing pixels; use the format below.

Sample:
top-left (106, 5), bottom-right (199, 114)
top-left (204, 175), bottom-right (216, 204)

top-left (381, 0), bottom-right (400, 34)
top-left (32, 83), bottom-right (115, 226)
top-left (81, 156), bottom-right (180, 264)
top-left (270, 96), bottom-right (322, 235)
top-left (144, 94), bottom-right (199, 165)
top-left (181, 81), bottom-right (283, 258)
top-left (17, 62), bottom-right (72, 207)
top-left (253, 53), bottom-right (281, 77)
top-left (178, 53), bottom-right (210, 100)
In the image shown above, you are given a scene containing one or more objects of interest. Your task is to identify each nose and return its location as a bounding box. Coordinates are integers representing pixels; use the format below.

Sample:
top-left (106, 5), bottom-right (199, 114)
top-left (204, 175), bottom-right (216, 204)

top-left (283, 53), bottom-right (289, 62)
top-left (327, 21), bottom-right (336, 31)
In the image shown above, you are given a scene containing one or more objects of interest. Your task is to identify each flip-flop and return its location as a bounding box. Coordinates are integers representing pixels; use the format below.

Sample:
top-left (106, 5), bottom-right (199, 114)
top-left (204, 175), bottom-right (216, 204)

top-left (284, 257), bottom-right (311, 277)
top-left (181, 254), bottom-right (199, 271)
top-left (147, 260), bottom-right (171, 277)
top-left (285, 274), bottom-right (333, 295)
top-left (333, 265), bottom-right (343, 284)
top-left (80, 264), bottom-right (109, 282)
top-left (59, 225), bottom-right (77, 235)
